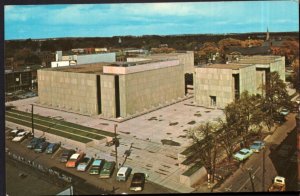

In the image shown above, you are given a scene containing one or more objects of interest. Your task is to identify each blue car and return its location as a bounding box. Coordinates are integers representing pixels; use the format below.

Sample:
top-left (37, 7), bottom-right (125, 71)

top-left (250, 141), bottom-right (265, 152)
top-left (233, 148), bottom-right (253, 161)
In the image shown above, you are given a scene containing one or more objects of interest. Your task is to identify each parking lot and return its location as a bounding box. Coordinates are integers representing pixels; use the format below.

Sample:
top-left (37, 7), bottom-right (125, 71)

top-left (6, 97), bottom-right (224, 193)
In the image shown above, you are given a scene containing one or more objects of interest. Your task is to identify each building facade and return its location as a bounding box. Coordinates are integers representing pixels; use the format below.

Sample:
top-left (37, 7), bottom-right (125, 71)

top-left (38, 60), bottom-right (185, 118)
top-left (194, 55), bottom-right (286, 109)
top-left (194, 64), bottom-right (256, 109)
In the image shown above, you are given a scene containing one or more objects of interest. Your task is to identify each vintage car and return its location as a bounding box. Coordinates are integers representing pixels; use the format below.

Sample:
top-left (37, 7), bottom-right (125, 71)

top-left (233, 148), bottom-right (253, 161)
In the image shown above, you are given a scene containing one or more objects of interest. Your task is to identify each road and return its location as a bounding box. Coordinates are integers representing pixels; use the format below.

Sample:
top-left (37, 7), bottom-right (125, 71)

top-left (5, 130), bottom-right (175, 195)
top-left (215, 113), bottom-right (298, 192)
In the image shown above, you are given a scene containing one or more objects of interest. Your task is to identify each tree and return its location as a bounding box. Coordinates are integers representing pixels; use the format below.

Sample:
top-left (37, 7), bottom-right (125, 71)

top-left (217, 118), bottom-right (237, 162)
top-left (187, 122), bottom-right (219, 183)
top-left (222, 91), bottom-right (263, 152)
top-left (261, 71), bottom-right (293, 131)
top-left (291, 59), bottom-right (300, 91)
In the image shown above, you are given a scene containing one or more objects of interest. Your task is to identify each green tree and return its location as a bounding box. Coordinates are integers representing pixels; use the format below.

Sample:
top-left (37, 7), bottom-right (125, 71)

top-left (223, 91), bottom-right (263, 143)
top-left (261, 71), bottom-right (293, 131)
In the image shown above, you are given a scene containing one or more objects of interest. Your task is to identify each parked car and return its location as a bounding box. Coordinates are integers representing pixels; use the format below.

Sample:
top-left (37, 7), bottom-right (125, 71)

top-left (46, 143), bottom-right (61, 154)
top-left (77, 157), bottom-right (94, 172)
top-left (60, 149), bottom-right (76, 163)
top-left (250, 141), bottom-right (265, 152)
top-left (233, 148), bottom-right (253, 161)
top-left (130, 173), bottom-right (145, 192)
top-left (279, 108), bottom-right (289, 116)
top-left (295, 97), bottom-right (300, 104)
top-left (66, 152), bottom-right (85, 168)
top-left (12, 131), bottom-right (28, 142)
top-left (117, 166), bottom-right (132, 182)
top-left (27, 137), bottom-right (45, 149)
top-left (89, 159), bottom-right (105, 175)
top-left (99, 161), bottom-right (116, 178)
top-left (278, 144), bottom-right (292, 158)
top-left (7, 129), bottom-right (21, 139)
top-left (34, 141), bottom-right (49, 153)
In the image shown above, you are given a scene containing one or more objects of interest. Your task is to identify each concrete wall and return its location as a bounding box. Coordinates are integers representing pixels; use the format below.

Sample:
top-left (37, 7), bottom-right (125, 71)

top-left (100, 74), bottom-right (116, 118)
top-left (194, 68), bottom-right (234, 109)
top-left (179, 166), bottom-right (207, 187)
top-left (118, 64), bottom-right (185, 117)
top-left (256, 70), bottom-right (266, 95)
top-left (38, 70), bottom-right (99, 115)
top-left (270, 57), bottom-right (285, 82)
top-left (77, 53), bottom-right (116, 65)
top-left (178, 51), bottom-right (194, 74)
top-left (239, 65), bottom-right (257, 95)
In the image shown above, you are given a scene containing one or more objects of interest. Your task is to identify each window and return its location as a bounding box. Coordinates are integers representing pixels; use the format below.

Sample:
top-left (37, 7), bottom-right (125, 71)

top-left (210, 96), bottom-right (216, 107)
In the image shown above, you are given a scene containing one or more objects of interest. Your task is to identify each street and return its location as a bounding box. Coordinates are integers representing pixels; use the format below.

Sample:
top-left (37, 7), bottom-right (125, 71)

top-left (215, 113), bottom-right (298, 192)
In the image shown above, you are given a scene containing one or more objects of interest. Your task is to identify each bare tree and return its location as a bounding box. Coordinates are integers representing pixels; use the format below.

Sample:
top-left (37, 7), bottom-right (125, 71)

top-left (187, 122), bottom-right (219, 183)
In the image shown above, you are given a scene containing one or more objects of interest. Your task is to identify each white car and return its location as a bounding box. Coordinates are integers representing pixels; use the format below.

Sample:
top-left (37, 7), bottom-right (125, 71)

top-left (12, 131), bottom-right (28, 142)
top-left (279, 108), bottom-right (289, 116)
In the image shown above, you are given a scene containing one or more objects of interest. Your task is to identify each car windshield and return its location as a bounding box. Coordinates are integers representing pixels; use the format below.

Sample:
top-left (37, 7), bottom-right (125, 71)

top-left (239, 151), bottom-right (248, 155)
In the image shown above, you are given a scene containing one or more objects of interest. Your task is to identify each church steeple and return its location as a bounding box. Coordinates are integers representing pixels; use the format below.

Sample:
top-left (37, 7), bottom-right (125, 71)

top-left (266, 27), bottom-right (270, 41)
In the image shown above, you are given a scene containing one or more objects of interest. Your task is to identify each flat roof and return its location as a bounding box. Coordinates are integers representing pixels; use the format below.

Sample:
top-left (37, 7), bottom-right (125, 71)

top-left (70, 153), bottom-right (80, 160)
top-left (48, 62), bottom-right (110, 74)
top-left (236, 55), bottom-right (282, 64)
top-left (203, 63), bottom-right (251, 70)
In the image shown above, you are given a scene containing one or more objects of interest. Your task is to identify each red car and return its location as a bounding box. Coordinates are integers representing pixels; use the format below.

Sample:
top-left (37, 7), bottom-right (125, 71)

top-left (66, 152), bottom-right (85, 168)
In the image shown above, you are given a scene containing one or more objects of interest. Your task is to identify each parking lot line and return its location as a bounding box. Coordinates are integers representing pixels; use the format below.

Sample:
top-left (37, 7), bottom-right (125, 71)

top-left (51, 148), bottom-right (61, 159)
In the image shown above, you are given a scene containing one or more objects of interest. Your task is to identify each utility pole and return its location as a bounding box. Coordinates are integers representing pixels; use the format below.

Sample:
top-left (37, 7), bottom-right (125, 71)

top-left (31, 104), bottom-right (34, 137)
top-left (114, 124), bottom-right (118, 169)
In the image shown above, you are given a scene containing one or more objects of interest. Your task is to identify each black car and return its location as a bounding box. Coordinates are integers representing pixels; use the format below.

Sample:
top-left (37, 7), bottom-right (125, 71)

top-left (27, 137), bottom-right (45, 149)
top-left (34, 141), bottom-right (49, 153)
top-left (60, 149), bottom-right (76, 163)
top-left (130, 173), bottom-right (145, 192)
top-left (46, 143), bottom-right (60, 154)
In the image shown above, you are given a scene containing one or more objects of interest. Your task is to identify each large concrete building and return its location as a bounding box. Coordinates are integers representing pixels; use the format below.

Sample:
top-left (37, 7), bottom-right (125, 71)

top-left (194, 64), bottom-right (256, 109)
top-left (194, 55), bottom-right (285, 109)
top-left (38, 59), bottom-right (185, 118)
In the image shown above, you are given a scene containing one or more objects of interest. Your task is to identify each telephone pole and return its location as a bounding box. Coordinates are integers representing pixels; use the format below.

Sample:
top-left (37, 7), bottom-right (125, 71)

top-left (114, 124), bottom-right (118, 169)
top-left (31, 104), bottom-right (34, 137)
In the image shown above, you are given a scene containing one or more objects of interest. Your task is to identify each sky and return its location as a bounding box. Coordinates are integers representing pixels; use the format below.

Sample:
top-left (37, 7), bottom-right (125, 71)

top-left (4, 1), bottom-right (299, 40)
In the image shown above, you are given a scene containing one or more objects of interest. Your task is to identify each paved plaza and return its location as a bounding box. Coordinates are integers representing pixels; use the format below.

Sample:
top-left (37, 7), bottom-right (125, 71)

top-left (6, 97), bottom-right (224, 193)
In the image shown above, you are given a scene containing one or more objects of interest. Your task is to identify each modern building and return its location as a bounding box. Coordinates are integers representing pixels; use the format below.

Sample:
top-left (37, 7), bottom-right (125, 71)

top-left (194, 64), bottom-right (256, 109)
top-left (38, 59), bottom-right (185, 118)
top-left (51, 51), bottom-right (116, 68)
top-left (194, 55), bottom-right (285, 109)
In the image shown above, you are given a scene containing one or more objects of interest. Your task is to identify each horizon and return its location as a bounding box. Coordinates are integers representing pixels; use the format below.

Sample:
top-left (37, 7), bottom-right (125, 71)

top-left (5, 30), bottom-right (299, 41)
top-left (5, 1), bottom-right (299, 40)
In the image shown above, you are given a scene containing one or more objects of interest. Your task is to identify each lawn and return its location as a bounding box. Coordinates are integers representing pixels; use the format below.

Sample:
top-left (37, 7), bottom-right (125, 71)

top-left (5, 109), bottom-right (119, 143)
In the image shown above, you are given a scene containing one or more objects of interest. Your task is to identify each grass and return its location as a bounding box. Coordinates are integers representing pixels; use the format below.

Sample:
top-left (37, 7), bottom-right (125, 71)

top-left (5, 116), bottom-right (92, 143)
top-left (8, 109), bottom-right (115, 137)
top-left (5, 109), bottom-right (119, 143)
top-left (182, 161), bottom-right (203, 177)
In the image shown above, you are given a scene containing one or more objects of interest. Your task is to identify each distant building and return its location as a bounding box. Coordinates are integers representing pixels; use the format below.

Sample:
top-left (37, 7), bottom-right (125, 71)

top-left (51, 51), bottom-right (116, 68)
top-left (38, 59), bottom-right (185, 118)
top-left (194, 55), bottom-right (285, 109)
top-left (5, 69), bottom-right (32, 92)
